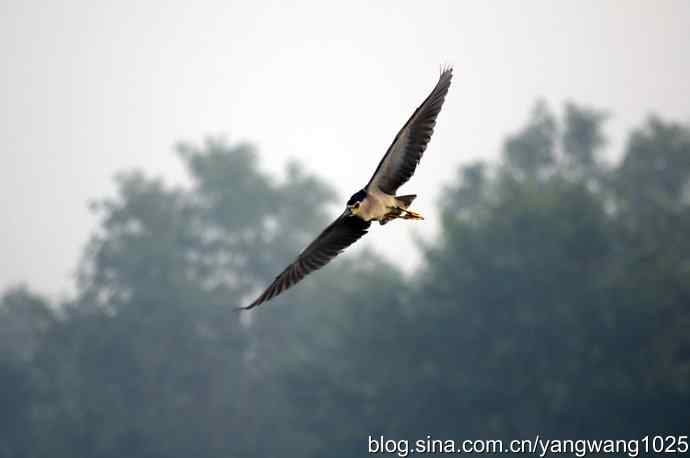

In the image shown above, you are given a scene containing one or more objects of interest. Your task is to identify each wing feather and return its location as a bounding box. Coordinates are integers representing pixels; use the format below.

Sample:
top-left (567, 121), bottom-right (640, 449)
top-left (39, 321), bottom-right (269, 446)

top-left (240, 213), bottom-right (371, 309)
top-left (366, 67), bottom-right (453, 195)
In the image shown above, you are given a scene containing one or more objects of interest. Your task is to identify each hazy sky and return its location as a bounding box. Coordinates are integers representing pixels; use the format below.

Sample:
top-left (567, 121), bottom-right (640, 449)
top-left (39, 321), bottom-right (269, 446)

top-left (2, 0), bottom-right (689, 298)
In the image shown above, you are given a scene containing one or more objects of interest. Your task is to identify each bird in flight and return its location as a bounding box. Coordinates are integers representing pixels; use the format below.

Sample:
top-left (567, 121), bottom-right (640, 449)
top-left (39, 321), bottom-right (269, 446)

top-left (241, 67), bottom-right (453, 310)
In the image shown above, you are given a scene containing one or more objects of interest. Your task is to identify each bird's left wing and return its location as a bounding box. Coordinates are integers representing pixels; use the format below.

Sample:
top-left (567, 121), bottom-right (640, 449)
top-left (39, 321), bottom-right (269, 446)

top-left (366, 67), bottom-right (453, 195)
top-left (240, 213), bottom-right (371, 310)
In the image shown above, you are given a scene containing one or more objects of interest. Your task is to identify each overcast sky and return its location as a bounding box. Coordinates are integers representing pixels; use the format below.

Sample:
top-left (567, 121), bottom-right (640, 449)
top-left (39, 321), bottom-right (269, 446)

top-left (2, 0), bottom-right (689, 299)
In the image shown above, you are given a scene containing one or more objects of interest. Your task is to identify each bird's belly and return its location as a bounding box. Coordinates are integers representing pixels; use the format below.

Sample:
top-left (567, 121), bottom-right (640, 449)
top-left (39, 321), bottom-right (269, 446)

top-left (360, 190), bottom-right (397, 221)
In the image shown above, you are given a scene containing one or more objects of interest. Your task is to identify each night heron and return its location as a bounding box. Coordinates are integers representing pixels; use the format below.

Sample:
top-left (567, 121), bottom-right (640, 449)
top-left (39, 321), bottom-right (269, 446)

top-left (241, 67), bottom-right (452, 310)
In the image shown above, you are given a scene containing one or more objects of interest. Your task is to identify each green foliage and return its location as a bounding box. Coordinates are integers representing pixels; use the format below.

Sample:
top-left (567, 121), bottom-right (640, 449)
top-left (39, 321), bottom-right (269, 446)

top-left (2, 105), bottom-right (689, 457)
top-left (0, 286), bottom-right (54, 363)
top-left (562, 102), bottom-right (608, 170)
top-left (419, 102), bottom-right (690, 437)
top-left (0, 287), bottom-right (53, 458)
top-left (502, 101), bottom-right (557, 178)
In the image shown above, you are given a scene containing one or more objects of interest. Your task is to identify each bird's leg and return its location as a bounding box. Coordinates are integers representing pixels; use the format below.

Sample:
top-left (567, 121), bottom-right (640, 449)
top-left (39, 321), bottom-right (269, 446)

top-left (380, 206), bottom-right (424, 224)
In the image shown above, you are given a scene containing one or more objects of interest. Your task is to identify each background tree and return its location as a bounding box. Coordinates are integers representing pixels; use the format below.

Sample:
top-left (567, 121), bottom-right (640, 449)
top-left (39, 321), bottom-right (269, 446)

top-left (416, 102), bottom-right (690, 439)
top-left (1, 104), bottom-right (689, 457)
top-left (0, 287), bottom-right (53, 458)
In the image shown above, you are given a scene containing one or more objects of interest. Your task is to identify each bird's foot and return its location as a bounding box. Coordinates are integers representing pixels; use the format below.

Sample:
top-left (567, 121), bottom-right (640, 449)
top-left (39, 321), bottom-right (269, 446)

top-left (400, 208), bottom-right (424, 220)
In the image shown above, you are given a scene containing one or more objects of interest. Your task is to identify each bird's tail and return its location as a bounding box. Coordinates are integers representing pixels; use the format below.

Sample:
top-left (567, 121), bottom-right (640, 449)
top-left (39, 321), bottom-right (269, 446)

top-left (395, 194), bottom-right (417, 209)
top-left (395, 194), bottom-right (423, 220)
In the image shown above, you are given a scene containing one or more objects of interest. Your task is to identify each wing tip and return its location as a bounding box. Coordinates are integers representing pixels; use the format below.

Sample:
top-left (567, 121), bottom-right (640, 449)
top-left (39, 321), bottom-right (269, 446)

top-left (236, 297), bottom-right (263, 311)
top-left (438, 66), bottom-right (453, 91)
top-left (439, 63), bottom-right (453, 78)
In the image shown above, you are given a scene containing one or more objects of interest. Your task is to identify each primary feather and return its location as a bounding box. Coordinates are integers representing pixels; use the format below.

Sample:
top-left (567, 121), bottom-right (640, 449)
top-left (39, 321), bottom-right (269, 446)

top-left (367, 67), bottom-right (453, 194)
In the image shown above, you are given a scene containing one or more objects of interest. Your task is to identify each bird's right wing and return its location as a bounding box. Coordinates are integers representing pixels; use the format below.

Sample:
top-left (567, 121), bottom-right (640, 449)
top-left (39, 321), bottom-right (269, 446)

top-left (240, 213), bottom-right (371, 310)
top-left (366, 68), bottom-right (452, 195)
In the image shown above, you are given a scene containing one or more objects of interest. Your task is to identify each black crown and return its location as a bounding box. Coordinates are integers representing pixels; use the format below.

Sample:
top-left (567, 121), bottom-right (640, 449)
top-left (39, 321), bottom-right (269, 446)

top-left (347, 189), bottom-right (367, 205)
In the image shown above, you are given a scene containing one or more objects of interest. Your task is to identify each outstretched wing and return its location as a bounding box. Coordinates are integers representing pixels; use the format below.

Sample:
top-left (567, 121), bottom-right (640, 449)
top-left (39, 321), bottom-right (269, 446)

top-left (241, 213), bottom-right (371, 310)
top-left (366, 67), bottom-right (453, 195)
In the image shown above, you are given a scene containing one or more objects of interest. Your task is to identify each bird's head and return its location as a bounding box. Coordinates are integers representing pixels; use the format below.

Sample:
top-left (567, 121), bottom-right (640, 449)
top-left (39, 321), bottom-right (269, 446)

top-left (346, 189), bottom-right (367, 216)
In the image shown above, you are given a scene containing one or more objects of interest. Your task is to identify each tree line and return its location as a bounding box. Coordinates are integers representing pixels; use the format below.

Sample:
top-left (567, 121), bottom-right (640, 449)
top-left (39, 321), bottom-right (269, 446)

top-left (1, 101), bottom-right (689, 457)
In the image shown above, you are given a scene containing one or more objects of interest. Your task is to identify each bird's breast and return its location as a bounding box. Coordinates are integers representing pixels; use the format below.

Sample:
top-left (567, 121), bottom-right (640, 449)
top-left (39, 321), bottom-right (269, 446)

top-left (359, 189), bottom-right (397, 222)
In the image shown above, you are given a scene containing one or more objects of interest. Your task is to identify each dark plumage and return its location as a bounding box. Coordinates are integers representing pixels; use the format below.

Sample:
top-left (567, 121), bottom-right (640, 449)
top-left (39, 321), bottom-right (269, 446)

top-left (242, 214), bottom-right (370, 309)
top-left (366, 67), bottom-right (453, 195)
top-left (347, 189), bottom-right (367, 205)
